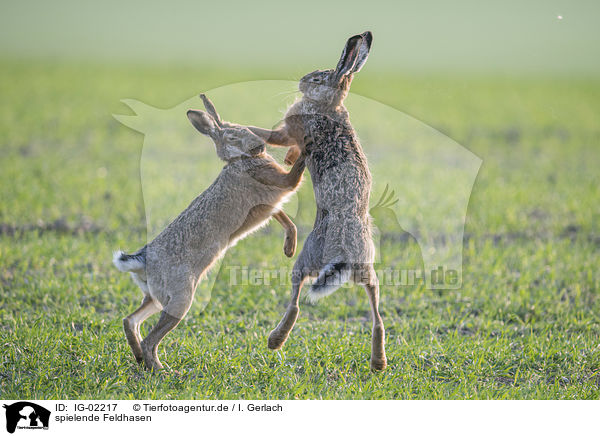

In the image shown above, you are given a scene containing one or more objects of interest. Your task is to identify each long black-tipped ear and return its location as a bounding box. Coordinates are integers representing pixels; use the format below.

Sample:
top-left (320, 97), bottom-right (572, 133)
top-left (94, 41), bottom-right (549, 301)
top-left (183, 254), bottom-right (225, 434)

top-left (352, 31), bottom-right (372, 73)
top-left (334, 31), bottom-right (373, 79)
top-left (199, 94), bottom-right (223, 127)
top-left (187, 110), bottom-right (219, 137)
top-left (335, 34), bottom-right (362, 79)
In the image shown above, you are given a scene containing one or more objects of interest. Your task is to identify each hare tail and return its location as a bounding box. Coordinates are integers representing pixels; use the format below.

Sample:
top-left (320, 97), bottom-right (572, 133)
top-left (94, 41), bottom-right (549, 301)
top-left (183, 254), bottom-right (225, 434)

top-left (113, 246), bottom-right (146, 273)
top-left (306, 262), bottom-right (351, 303)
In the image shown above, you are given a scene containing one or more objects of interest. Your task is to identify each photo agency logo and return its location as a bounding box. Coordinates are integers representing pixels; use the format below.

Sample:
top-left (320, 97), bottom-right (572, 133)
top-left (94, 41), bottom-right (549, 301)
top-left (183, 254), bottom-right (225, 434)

top-left (114, 80), bottom-right (481, 309)
top-left (3, 402), bottom-right (50, 433)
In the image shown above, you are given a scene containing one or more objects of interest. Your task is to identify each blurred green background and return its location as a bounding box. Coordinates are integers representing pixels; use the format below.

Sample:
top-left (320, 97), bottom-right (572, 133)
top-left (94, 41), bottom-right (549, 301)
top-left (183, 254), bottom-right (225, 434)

top-left (1, 0), bottom-right (598, 74)
top-left (1, 0), bottom-right (599, 399)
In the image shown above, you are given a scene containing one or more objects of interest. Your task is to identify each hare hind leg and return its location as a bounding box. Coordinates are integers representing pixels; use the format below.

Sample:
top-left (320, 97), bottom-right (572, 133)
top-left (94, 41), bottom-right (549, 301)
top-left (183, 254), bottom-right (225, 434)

top-left (140, 296), bottom-right (191, 371)
top-left (123, 295), bottom-right (161, 364)
top-left (268, 250), bottom-right (312, 350)
top-left (269, 223), bottom-right (325, 350)
top-left (359, 269), bottom-right (387, 371)
top-left (268, 272), bottom-right (308, 350)
top-left (140, 310), bottom-right (182, 371)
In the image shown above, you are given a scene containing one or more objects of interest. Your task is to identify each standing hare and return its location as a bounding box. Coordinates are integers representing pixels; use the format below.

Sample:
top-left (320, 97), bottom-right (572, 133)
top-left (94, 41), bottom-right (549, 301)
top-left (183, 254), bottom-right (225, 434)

top-left (113, 94), bottom-right (305, 371)
top-left (249, 31), bottom-right (387, 370)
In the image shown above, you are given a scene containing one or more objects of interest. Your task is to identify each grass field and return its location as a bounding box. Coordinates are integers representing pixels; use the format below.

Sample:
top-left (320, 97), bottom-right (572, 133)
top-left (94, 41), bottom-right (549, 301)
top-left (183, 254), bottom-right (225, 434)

top-left (1, 60), bottom-right (599, 399)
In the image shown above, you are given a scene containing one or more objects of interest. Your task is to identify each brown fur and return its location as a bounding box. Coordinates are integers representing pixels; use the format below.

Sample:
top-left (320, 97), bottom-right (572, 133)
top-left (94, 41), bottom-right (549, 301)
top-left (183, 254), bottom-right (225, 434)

top-left (114, 95), bottom-right (305, 371)
top-left (249, 31), bottom-right (387, 371)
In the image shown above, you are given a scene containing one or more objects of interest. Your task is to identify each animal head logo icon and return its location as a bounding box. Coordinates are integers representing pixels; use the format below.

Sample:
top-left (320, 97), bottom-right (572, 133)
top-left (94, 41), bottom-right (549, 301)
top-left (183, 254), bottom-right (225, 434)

top-left (114, 81), bottom-right (481, 300)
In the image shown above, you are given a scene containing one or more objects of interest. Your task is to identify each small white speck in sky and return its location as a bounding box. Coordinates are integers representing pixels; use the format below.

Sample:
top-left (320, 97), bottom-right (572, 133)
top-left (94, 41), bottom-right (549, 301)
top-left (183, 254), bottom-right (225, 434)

top-left (557, 15), bottom-right (563, 20)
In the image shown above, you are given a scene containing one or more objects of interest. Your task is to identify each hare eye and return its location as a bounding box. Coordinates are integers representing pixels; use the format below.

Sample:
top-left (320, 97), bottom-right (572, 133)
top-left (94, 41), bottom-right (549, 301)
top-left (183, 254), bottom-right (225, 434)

top-left (310, 77), bottom-right (321, 83)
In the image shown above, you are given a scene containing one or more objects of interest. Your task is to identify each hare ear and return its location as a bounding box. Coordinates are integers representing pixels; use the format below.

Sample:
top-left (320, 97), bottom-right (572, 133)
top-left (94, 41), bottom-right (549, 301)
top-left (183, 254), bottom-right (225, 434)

top-left (351, 31), bottom-right (372, 73)
top-left (334, 31), bottom-right (373, 79)
top-left (187, 110), bottom-right (219, 137)
top-left (199, 94), bottom-right (223, 127)
top-left (335, 34), bottom-right (362, 79)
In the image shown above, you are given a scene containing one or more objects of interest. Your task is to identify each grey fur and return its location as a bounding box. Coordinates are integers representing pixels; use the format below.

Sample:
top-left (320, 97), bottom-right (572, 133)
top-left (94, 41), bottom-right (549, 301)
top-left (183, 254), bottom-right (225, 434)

top-left (248, 31), bottom-right (387, 370)
top-left (114, 94), bottom-right (306, 371)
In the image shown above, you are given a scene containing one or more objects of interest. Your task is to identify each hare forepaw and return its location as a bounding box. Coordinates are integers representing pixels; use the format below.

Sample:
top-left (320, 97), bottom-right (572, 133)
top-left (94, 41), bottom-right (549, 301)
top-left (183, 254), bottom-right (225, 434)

top-left (284, 234), bottom-right (296, 257)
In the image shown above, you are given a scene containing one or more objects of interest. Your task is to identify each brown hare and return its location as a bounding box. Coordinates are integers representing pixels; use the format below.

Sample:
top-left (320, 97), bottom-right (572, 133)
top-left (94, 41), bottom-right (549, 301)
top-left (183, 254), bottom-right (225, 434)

top-left (113, 94), bottom-right (306, 371)
top-left (248, 31), bottom-right (387, 370)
